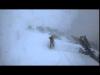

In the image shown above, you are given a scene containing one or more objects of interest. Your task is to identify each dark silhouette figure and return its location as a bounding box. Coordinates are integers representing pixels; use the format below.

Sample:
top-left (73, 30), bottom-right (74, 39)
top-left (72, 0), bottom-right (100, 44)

top-left (49, 34), bottom-right (55, 48)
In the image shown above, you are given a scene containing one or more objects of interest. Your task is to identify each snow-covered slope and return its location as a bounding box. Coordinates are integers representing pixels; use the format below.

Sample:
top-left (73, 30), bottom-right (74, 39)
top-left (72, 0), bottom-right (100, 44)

top-left (0, 28), bottom-right (99, 65)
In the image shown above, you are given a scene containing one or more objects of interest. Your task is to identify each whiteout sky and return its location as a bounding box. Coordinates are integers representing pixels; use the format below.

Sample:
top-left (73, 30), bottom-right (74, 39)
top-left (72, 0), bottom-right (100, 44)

top-left (0, 10), bottom-right (78, 33)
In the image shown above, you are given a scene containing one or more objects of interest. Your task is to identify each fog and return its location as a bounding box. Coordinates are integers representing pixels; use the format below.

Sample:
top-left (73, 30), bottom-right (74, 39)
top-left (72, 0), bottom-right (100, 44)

top-left (0, 9), bottom-right (99, 50)
top-left (66, 10), bottom-right (99, 50)
top-left (0, 10), bottom-right (99, 65)
top-left (0, 9), bottom-right (78, 50)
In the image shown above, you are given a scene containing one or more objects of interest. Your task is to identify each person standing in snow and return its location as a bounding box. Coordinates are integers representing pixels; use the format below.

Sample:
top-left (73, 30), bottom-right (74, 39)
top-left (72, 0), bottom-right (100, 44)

top-left (49, 34), bottom-right (55, 48)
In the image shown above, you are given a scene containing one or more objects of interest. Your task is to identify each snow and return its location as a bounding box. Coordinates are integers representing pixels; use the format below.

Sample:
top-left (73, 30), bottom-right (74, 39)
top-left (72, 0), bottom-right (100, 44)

top-left (0, 10), bottom-right (99, 65)
top-left (0, 29), bottom-right (99, 65)
top-left (90, 48), bottom-right (99, 58)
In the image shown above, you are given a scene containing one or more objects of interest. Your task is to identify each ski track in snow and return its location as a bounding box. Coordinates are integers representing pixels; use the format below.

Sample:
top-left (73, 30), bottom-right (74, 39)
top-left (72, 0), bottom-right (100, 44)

top-left (0, 29), bottom-right (99, 65)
